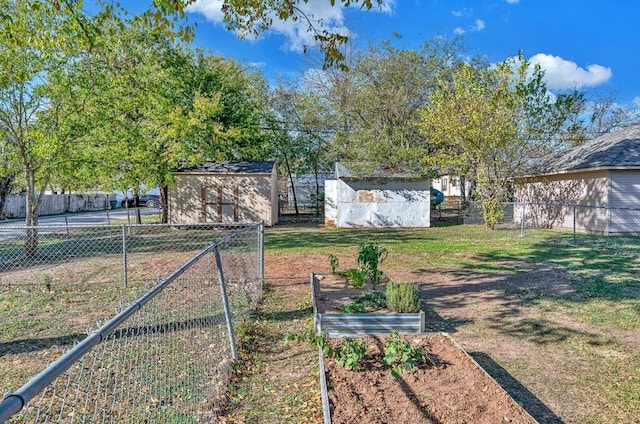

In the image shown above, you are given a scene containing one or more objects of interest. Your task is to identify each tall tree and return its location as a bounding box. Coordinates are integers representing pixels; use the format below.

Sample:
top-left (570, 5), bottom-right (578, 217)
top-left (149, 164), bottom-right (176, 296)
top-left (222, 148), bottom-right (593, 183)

top-left (418, 53), bottom-right (583, 228)
top-left (0, 0), bottom-right (93, 254)
top-left (311, 38), bottom-right (461, 174)
top-left (583, 91), bottom-right (640, 141)
top-left (268, 83), bottom-right (332, 214)
top-left (61, 19), bottom-right (272, 222)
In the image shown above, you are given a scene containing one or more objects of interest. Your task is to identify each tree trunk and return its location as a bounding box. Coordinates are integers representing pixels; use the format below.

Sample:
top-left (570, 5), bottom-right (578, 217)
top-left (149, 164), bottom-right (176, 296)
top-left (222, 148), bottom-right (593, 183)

top-left (0, 173), bottom-right (15, 219)
top-left (459, 175), bottom-right (467, 204)
top-left (24, 174), bottom-right (40, 258)
top-left (288, 171), bottom-right (299, 215)
top-left (23, 170), bottom-right (49, 258)
top-left (160, 185), bottom-right (169, 224)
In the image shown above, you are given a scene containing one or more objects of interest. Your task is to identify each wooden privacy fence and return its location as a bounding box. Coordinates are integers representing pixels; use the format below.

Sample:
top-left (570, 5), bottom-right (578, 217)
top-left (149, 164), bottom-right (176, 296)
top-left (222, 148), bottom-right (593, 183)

top-left (2, 193), bottom-right (110, 219)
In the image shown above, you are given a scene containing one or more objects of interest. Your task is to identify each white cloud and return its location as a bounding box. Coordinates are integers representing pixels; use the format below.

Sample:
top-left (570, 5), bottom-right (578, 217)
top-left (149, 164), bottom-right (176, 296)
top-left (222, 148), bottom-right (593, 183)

top-left (529, 53), bottom-right (612, 90)
top-left (506, 0), bottom-right (520, 4)
top-left (452, 8), bottom-right (472, 17)
top-left (186, 0), bottom-right (225, 23)
top-left (453, 19), bottom-right (485, 35)
top-left (187, 0), bottom-right (395, 53)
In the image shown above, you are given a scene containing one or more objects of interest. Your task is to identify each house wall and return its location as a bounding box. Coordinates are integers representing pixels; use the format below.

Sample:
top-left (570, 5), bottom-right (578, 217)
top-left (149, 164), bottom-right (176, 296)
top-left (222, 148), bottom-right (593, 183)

top-left (432, 176), bottom-right (469, 198)
top-left (324, 180), bottom-right (338, 226)
top-left (515, 170), bottom-right (610, 232)
top-left (325, 179), bottom-right (431, 228)
top-left (608, 170), bottom-right (640, 233)
top-left (269, 168), bottom-right (279, 225)
top-left (168, 173), bottom-right (276, 226)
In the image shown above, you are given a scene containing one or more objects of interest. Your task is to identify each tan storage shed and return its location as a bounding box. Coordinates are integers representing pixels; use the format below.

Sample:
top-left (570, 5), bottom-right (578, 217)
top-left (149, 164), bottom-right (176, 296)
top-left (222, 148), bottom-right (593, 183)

top-left (168, 161), bottom-right (278, 226)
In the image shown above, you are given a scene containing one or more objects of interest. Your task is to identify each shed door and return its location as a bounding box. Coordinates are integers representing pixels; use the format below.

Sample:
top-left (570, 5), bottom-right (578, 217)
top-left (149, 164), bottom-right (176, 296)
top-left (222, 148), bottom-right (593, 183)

top-left (201, 184), bottom-right (239, 222)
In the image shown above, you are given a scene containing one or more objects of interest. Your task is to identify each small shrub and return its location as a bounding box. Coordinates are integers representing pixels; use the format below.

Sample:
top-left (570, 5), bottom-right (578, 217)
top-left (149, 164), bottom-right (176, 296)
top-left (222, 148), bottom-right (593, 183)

top-left (357, 241), bottom-right (388, 288)
top-left (342, 290), bottom-right (387, 313)
top-left (333, 338), bottom-right (367, 371)
top-left (382, 331), bottom-right (430, 378)
top-left (328, 254), bottom-right (340, 274)
top-left (344, 268), bottom-right (366, 288)
top-left (386, 281), bottom-right (419, 313)
top-left (481, 197), bottom-right (505, 230)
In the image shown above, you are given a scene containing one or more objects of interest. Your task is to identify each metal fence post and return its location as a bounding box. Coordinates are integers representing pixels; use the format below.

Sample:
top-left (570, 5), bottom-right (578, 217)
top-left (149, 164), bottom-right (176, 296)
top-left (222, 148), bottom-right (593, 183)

top-left (122, 225), bottom-right (128, 288)
top-left (258, 221), bottom-right (264, 282)
top-left (520, 202), bottom-right (525, 237)
top-left (213, 245), bottom-right (238, 361)
top-left (64, 216), bottom-right (71, 240)
top-left (573, 205), bottom-right (577, 246)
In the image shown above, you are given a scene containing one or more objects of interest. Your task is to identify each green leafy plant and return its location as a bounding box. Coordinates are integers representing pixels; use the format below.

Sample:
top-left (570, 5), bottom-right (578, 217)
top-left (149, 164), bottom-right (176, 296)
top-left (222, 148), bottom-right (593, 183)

top-left (342, 290), bottom-right (387, 313)
top-left (344, 268), bottom-right (366, 288)
top-left (357, 241), bottom-right (388, 287)
top-left (285, 330), bottom-right (368, 371)
top-left (328, 254), bottom-right (340, 274)
top-left (386, 281), bottom-right (420, 313)
top-left (284, 329), bottom-right (334, 357)
top-left (382, 331), bottom-right (429, 378)
top-left (333, 338), bottom-right (367, 371)
top-left (480, 197), bottom-right (506, 230)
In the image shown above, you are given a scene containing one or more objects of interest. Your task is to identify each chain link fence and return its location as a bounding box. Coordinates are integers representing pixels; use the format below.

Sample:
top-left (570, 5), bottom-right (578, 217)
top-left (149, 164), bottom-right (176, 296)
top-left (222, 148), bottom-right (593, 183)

top-left (433, 200), bottom-right (640, 243)
top-left (0, 222), bottom-right (263, 423)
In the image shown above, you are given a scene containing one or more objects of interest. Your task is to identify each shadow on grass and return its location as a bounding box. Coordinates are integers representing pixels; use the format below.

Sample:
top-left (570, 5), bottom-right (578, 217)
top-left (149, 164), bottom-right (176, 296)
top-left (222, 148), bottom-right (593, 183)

top-left (486, 316), bottom-right (614, 346)
top-left (258, 307), bottom-right (313, 322)
top-left (471, 352), bottom-right (564, 424)
top-left (420, 302), bottom-right (472, 334)
top-left (0, 334), bottom-right (85, 357)
top-left (470, 232), bottom-right (640, 302)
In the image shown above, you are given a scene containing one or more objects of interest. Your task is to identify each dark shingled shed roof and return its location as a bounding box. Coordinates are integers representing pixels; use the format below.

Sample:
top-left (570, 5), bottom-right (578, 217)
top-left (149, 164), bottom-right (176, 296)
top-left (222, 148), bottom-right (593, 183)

top-left (177, 160), bottom-right (275, 174)
top-left (535, 124), bottom-right (640, 175)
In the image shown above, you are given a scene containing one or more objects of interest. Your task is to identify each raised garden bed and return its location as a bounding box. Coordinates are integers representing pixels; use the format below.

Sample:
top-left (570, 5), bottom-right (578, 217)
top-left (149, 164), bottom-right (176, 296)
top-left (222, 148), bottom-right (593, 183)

top-left (310, 272), bottom-right (538, 423)
top-left (321, 332), bottom-right (538, 423)
top-left (311, 273), bottom-right (424, 337)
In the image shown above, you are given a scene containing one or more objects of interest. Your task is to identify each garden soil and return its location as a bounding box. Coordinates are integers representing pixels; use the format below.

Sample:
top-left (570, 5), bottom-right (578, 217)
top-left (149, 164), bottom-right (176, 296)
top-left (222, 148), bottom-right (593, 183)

top-left (260, 249), bottom-right (639, 423)
top-left (326, 333), bottom-right (536, 423)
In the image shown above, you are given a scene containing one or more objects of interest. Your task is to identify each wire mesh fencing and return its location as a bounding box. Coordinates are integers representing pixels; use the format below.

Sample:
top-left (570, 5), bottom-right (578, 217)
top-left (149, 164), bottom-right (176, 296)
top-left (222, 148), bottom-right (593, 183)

top-left (433, 201), bottom-right (640, 246)
top-left (0, 222), bottom-right (254, 289)
top-left (0, 222), bottom-right (263, 423)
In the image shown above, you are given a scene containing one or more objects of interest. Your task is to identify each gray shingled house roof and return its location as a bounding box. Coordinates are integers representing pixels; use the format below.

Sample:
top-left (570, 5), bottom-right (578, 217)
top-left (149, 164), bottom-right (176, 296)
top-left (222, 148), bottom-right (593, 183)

top-left (177, 160), bottom-right (275, 174)
top-left (534, 124), bottom-right (640, 175)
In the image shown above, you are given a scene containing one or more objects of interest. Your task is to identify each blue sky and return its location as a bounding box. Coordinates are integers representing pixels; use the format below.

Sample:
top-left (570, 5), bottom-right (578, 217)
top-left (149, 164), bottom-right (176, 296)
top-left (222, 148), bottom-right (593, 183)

top-left (175, 1), bottom-right (638, 106)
